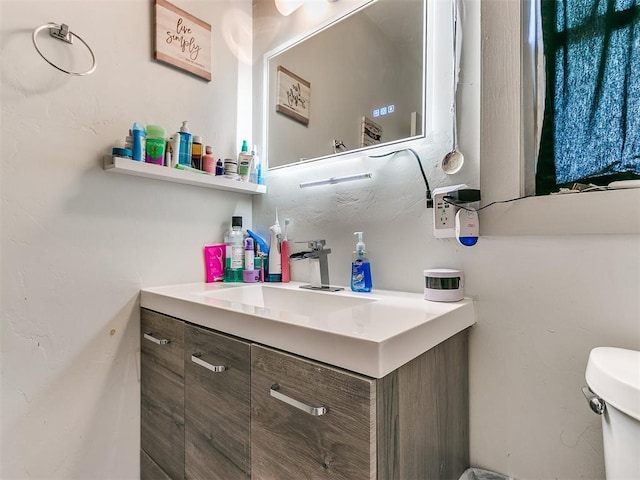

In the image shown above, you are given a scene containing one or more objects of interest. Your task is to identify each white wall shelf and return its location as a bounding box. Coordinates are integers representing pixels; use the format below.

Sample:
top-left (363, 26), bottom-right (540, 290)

top-left (103, 156), bottom-right (266, 195)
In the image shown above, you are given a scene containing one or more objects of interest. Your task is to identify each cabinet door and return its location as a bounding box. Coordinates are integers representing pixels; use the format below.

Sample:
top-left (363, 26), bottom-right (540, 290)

top-left (141, 449), bottom-right (173, 480)
top-left (141, 309), bottom-right (185, 480)
top-left (251, 344), bottom-right (376, 480)
top-left (185, 325), bottom-right (251, 480)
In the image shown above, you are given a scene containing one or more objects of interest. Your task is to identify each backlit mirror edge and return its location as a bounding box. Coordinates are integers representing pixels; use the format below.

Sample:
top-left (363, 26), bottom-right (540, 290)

top-left (262, 0), bottom-right (432, 171)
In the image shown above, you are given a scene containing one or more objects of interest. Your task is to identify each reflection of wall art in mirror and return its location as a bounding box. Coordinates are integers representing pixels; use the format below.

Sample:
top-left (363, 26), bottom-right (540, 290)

top-left (276, 66), bottom-right (311, 126)
top-left (154, 0), bottom-right (212, 81)
top-left (361, 116), bottom-right (382, 147)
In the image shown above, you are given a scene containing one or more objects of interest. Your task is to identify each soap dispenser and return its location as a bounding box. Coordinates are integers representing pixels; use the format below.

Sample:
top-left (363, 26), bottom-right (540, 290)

top-left (351, 232), bottom-right (372, 292)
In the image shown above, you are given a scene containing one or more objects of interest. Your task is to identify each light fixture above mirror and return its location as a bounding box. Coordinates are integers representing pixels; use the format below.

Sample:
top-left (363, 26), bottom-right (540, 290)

top-left (264, 0), bottom-right (427, 170)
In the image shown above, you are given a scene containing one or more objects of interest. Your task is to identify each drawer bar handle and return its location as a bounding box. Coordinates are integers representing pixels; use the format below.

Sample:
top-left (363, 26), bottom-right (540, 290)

top-left (191, 353), bottom-right (227, 373)
top-left (143, 332), bottom-right (169, 345)
top-left (270, 384), bottom-right (328, 417)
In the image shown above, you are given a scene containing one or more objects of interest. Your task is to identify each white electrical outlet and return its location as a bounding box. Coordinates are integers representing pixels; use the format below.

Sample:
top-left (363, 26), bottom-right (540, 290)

top-left (432, 184), bottom-right (468, 238)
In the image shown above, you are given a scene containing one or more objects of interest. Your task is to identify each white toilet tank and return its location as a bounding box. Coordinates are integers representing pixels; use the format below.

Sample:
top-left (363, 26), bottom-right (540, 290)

top-left (585, 347), bottom-right (640, 480)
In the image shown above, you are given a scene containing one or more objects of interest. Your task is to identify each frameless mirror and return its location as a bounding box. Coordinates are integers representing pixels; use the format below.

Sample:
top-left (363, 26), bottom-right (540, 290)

top-left (265, 0), bottom-right (426, 169)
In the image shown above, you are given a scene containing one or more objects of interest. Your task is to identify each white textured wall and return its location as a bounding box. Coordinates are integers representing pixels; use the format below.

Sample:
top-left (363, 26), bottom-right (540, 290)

top-left (0, 1), bottom-right (253, 478)
top-left (254, 2), bottom-right (640, 480)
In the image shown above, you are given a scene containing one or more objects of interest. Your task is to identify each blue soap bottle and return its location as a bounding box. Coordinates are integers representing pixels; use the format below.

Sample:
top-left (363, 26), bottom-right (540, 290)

top-left (351, 231), bottom-right (372, 292)
top-left (178, 121), bottom-right (192, 166)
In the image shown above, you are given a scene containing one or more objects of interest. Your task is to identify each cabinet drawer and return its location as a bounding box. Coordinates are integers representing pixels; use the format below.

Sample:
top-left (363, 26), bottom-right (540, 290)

top-left (141, 310), bottom-right (185, 480)
top-left (251, 344), bottom-right (376, 480)
top-left (185, 325), bottom-right (251, 480)
top-left (141, 309), bottom-right (185, 378)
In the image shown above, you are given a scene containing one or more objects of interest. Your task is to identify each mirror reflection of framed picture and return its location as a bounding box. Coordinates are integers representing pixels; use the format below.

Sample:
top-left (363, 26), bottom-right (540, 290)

top-left (276, 66), bottom-right (311, 126)
top-left (361, 116), bottom-right (382, 147)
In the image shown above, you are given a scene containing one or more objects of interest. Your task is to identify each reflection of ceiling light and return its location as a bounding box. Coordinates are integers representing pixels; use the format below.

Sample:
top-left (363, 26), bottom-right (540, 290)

top-left (275, 0), bottom-right (304, 16)
top-left (275, 0), bottom-right (338, 16)
top-left (299, 172), bottom-right (372, 188)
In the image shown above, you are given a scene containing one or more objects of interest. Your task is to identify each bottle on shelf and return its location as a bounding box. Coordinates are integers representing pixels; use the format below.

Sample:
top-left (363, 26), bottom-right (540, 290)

top-left (249, 145), bottom-right (258, 183)
top-left (224, 158), bottom-right (238, 179)
top-left (215, 158), bottom-right (224, 176)
top-left (237, 140), bottom-right (252, 182)
top-left (178, 121), bottom-right (192, 166)
top-left (132, 122), bottom-right (146, 161)
top-left (191, 135), bottom-right (203, 170)
top-left (169, 134), bottom-right (181, 167)
top-left (145, 125), bottom-right (166, 165)
top-left (202, 145), bottom-right (216, 173)
top-left (254, 145), bottom-right (264, 185)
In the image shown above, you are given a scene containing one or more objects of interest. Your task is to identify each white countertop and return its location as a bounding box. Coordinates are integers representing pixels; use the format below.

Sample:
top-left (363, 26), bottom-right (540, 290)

top-left (140, 281), bottom-right (476, 378)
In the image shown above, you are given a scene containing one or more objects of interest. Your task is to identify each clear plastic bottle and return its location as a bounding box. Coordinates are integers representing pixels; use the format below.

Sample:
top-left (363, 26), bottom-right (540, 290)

top-left (249, 145), bottom-right (258, 183)
top-left (224, 216), bottom-right (245, 282)
top-left (254, 145), bottom-right (264, 185)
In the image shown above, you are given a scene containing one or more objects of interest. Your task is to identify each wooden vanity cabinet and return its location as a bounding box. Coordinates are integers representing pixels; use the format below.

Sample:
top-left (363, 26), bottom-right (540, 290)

top-left (141, 307), bottom-right (469, 480)
top-left (140, 309), bottom-right (185, 480)
top-left (251, 331), bottom-right (469, 480)
top-left (184, 324), bottom-right (251, 480)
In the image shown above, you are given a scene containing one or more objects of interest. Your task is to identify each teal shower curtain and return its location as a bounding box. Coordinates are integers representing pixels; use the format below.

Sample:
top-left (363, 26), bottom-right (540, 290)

top-left (536, 0), bottom-right (640, 194)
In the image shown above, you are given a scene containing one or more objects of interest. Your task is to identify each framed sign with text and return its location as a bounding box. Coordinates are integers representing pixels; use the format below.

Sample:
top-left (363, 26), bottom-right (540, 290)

top-left (154, 0), bottom-right (211, 81)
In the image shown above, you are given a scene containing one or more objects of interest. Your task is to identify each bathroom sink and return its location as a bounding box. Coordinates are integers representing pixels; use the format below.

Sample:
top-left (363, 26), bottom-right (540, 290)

top-left (141, 281), bottom-right (476, 378)
top-left (198, 284), bottom-right (377, 317)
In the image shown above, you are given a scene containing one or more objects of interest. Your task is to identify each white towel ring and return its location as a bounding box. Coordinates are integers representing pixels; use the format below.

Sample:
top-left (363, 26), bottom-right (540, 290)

top-left (32, 22), bottom-right (96, 76)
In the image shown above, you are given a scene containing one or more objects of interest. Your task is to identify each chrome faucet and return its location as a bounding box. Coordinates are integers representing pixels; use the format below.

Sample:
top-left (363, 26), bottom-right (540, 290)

top-left (299, 240), bottom-right (344, 292)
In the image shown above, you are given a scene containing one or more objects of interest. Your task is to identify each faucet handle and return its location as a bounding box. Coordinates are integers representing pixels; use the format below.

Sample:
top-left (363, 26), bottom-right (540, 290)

top-left (296, 239), bottom-right (326, 251)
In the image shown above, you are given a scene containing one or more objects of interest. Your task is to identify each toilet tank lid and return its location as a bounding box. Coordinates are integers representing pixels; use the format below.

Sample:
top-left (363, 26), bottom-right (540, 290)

top-left (586, 347), bottom-right (640, 421)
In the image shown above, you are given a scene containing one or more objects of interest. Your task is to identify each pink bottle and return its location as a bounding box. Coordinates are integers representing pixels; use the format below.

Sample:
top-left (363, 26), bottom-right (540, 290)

top-left (202, 145), bottom-right (216, 173)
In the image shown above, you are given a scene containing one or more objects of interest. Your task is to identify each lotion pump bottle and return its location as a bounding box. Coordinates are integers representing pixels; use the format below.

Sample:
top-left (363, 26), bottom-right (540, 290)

top-left (351, 231), bottom-right (372, 292)
top-left (237, 140), bottom-right (252, 181)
